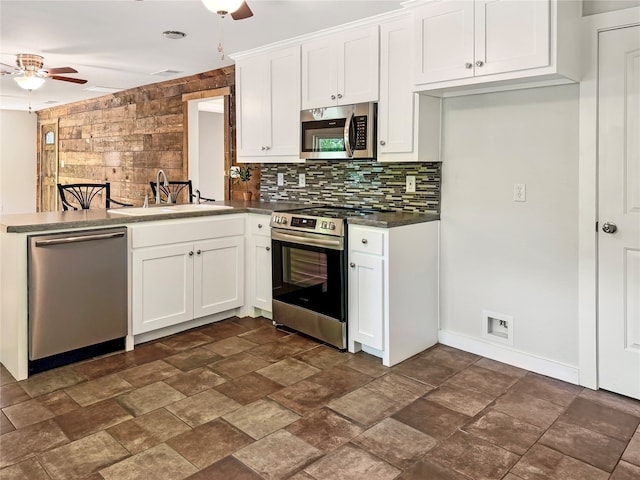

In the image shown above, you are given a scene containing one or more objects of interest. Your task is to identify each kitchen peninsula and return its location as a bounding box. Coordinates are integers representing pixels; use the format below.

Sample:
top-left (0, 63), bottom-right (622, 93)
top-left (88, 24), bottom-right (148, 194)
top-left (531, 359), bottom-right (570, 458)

top-left (1, 201), bottom-right (439, 381)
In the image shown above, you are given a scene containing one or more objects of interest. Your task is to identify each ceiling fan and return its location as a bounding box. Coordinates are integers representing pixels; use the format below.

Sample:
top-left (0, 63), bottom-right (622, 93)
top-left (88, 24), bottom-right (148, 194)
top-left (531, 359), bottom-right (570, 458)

top-left (0, 53), bottom-right (88, 90)
top-left (201, 0), bottom-right (254, 59)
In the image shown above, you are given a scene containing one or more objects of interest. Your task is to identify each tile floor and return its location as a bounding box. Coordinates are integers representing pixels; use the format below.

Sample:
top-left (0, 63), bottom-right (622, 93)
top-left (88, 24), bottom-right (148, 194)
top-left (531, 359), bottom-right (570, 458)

top-left (1, 316), bottom-right (639, 480)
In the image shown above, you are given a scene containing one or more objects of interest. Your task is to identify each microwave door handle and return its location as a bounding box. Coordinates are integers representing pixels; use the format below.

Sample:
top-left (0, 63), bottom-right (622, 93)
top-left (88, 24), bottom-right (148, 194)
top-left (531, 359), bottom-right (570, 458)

top-left (343, 111), bottom-right (355, 158)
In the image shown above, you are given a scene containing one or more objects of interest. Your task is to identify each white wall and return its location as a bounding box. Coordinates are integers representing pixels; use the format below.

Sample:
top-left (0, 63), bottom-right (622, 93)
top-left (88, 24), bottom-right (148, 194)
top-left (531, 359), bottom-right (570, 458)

top-left (198, 110), bottom-right (224, 201)
top-left (0, 111), bottom-right (37, 214)
top-left (439, 84), bottom-right (580, 368)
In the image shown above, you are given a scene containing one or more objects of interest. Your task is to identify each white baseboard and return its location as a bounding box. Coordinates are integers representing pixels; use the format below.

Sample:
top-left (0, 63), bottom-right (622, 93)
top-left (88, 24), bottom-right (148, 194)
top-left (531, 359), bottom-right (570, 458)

top-left (438, 329), bottom-right (580, 385)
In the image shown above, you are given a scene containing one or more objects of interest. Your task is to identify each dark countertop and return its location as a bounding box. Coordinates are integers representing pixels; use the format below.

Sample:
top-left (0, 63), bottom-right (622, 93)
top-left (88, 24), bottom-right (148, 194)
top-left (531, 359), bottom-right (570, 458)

top-left (0, 201), bottom-right (307, 234)
top-left (1, 201), bottom-right (440, 233)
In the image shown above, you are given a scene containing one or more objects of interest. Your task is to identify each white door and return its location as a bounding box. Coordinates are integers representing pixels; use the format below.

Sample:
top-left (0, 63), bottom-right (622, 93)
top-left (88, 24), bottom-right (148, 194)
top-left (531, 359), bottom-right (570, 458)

top-left (413, 0), bottom-right (474, 84)
top-left (348, 251), bottom-right (385, 350)
top-left (301, 38), bottom-right (337, 109)
top-left (598, 25), bottom-right (640, 400)
top-left (339, 25), bottom-right (379, 105)
top-left (194, 236), bottom-right (244, 318)
top-left (236, 56), bottom-right (267, 157)
top-left (251, 234), bottom-right (272, 311)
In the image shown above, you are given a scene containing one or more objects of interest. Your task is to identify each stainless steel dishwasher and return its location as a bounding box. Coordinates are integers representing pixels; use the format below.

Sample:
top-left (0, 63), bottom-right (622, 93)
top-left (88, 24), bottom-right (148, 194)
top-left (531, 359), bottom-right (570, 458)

top-left (28, 227), bottom-right (128, 374)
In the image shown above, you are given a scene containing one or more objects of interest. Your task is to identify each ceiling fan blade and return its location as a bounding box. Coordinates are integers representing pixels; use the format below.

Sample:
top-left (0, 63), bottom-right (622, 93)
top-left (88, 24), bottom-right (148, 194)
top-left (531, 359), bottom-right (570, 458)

top-left (46, 67), bottom-right (78, 75)
top-left (231, 1), bottom-right (253, 20)
top-left (50, 75), bottom-right (88, 84)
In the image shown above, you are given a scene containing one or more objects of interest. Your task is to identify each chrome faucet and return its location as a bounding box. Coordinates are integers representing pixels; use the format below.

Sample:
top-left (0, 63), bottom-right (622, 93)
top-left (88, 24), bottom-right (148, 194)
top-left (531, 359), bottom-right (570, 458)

top-left (155, 169), bottom-right (169, 204)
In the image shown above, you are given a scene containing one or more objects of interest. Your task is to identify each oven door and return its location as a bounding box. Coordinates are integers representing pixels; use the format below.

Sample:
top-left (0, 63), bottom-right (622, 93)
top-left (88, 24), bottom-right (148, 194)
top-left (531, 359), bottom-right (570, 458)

top-left (271, 229), bottom-right (346, 321)
top-left (271, 228), bottom-right (347, 349)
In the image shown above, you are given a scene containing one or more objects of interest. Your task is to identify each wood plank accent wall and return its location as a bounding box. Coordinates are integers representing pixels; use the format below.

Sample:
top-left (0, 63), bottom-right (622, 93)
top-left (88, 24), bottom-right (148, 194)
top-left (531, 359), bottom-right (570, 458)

top-left (36, 66), bottom-right (261, 209)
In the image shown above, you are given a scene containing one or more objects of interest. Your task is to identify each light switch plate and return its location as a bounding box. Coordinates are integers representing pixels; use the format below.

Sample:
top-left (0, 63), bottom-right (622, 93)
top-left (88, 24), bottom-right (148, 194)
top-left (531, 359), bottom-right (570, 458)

top-left (277, 173), bottom-right (284, 186)
top-left (406, 175), bottom-right (416, 193)
top-left (299, 173), bottom-right (306, 187)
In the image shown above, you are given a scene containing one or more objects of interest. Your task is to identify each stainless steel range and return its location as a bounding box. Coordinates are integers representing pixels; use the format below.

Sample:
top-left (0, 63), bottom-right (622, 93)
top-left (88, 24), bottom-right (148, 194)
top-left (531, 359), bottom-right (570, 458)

top-left (270, 206), bottom-right (376, 349)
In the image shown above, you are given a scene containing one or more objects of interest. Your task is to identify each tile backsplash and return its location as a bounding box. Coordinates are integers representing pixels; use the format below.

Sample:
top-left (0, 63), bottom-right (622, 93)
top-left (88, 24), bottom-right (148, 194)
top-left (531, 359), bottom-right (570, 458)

top-left (260, 161), bottom-right (441, 213)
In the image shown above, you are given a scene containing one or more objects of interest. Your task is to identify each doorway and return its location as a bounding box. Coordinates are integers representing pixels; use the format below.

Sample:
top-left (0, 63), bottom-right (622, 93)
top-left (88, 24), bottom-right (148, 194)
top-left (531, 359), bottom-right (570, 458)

top-left (597, 24), bottom-right (640, 400)
top-left (183, 87), bottom-right (232, 201)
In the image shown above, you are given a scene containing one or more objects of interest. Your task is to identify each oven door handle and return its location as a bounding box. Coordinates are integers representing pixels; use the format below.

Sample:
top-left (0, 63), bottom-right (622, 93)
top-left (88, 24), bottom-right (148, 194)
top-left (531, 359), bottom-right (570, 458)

top-left (271, 230), bottom-right (344, 250)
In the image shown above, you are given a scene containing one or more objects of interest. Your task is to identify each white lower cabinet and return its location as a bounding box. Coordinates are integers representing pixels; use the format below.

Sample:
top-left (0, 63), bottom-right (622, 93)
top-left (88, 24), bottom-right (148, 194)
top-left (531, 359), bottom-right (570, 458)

top-left (348, 221), bottom-right (439, 366)
top-left (131, 216), bottom-right (245, 335)
top-left (246, 214), bottom-right (272, 315)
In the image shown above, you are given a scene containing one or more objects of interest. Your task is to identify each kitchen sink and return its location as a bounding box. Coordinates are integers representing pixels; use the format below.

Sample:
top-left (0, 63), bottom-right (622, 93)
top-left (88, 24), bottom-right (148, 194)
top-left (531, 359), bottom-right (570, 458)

top-left (108, 204), bottom-right (233, 216)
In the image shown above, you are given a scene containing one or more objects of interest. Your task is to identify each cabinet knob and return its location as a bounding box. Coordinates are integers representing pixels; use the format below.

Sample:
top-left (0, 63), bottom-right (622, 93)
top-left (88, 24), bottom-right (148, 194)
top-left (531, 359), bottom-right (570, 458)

top-left (350, 262), bottom-right (356, 268)
top-left (465, 62), bottom-right (473, 69)
top-left (196, 249), bottom-right (202, 255)
top-left (361, 238), bottom-right (368, 244)
top-left (261, 146), bottom-right (266, 151)
top-left (265, 146), bottom-right (271, 151)
top-left (257, 223), bottom-right (263, 229)
top-left (380, 140), bottom-right (386, 146)
top-left (188, 251), bottom-right (194, 256)
top-left (331, 94), bottom-right (336, 100)
top-left (337, 93), bottom-right (343, 99)
top-left (266, 246), bottom-right (271, 251)
top-left (475, 60), bottom-right (484, 67)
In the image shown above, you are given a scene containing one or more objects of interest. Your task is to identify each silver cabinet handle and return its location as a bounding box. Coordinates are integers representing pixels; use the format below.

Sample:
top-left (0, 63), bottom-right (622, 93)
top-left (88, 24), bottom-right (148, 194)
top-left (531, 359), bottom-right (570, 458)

top-left (258, 223), bottom-right (263, 229)
top-left (602, 222), bottom-right (617, 234)
top-left (266, 246), bottom-right (271, 251)
top-left (196, 249), bottom-right (202, 255)
top-left (465, 62), bottom-right (473, 69)
top-left (476, 60), bottom-right (484, 67)
top-left (331, 94), bottom-right (336, 100)
top-left (337, 94), bottom-right (343, 99)
top-left (34, 231), bottom-right (124, 247)
top-left (350, 262), bottom-right (356, 268)
top-left (188, 251), bottom-right (194, 256)
top-left (380, 140), bottom-right (386, 146)
top-left (361, 238), bottom-right (368, 244)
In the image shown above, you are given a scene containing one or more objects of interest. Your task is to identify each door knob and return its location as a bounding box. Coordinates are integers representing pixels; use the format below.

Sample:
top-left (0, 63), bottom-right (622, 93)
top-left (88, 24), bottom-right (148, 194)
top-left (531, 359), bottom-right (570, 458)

top-left (602, 222), bottom-right (617, 234)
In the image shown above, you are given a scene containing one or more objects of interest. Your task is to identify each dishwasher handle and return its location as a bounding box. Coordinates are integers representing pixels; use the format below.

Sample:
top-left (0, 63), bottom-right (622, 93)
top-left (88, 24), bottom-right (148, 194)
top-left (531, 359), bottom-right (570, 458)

top-left (34, 231), bottom-right (125, 247)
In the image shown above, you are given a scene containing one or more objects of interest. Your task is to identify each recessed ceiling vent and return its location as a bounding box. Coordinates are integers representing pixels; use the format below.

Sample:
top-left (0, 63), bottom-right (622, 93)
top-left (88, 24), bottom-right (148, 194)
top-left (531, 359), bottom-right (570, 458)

top-left (150, 69), bottom-right (183, 77)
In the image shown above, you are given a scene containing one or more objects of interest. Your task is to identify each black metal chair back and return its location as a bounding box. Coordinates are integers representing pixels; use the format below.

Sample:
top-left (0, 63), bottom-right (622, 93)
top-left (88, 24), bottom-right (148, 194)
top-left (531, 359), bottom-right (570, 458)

top-left (57, 183), bottom-right (131, 210)
top-left (149, 180), bottom-right (193, 204)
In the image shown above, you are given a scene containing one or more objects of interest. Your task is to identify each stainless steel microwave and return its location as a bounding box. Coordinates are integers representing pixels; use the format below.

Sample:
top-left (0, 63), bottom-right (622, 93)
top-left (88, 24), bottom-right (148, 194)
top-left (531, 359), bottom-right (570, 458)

top-left (300, 102), bottom-right (377, 160)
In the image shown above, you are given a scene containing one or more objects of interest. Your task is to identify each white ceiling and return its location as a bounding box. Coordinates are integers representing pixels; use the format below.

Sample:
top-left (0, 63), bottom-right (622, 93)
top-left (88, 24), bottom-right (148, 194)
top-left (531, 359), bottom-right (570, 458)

top-left (0, 0), bottom-right (404, 112)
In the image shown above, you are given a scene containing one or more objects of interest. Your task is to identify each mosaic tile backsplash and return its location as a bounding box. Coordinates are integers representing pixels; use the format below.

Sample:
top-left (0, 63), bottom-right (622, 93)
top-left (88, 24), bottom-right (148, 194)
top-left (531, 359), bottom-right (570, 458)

top-left (260, 160), bottom-right (441, 213)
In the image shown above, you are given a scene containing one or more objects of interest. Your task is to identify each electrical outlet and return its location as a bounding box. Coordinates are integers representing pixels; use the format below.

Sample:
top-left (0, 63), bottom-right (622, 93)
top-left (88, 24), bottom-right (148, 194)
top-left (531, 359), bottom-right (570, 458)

top-left (277, 173), bottom-right (284, 186)
top-left (299, 173), bottom-right (306, 187)
top-left (514, 183), bottom-right (526, 202)
top-left (406, 175), bottom-right (416, 193)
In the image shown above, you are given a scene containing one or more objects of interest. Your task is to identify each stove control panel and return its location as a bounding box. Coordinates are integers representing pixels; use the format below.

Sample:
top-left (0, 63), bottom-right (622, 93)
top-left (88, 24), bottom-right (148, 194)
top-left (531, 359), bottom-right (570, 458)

top-left (270, 212), bottom-right (345, 236)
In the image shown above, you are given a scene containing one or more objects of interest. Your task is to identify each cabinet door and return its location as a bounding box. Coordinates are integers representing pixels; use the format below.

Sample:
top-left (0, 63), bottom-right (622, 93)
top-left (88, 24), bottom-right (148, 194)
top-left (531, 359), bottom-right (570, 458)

top-left (194, 236), bottom-right (244, 318)
top-left (475, 0), bottom-right (549, 77)
top-left (379, 17), bottom-right (414, 156)
top-left (236, 56), bottom-right (267, 158)
top-left (301, 38), bottom-right (338, 109)
top-left (267, 46), bottom-right (301, 158)
top-left (339, 25), bottom-right (379, 105)
top-left (251, 235), bottom-right (272, 311)
top-left (132, 244), bottom-right (194, 335)
top-left (414, 1), bottom-right (474, 84)
top-left (348, 251), bottom-right (384, 350)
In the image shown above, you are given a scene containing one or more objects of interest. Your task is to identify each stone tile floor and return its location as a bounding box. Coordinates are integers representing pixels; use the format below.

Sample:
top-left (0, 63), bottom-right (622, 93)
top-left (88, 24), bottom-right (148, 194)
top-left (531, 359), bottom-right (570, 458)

top-left (1, 316), bottom-right (639, 479)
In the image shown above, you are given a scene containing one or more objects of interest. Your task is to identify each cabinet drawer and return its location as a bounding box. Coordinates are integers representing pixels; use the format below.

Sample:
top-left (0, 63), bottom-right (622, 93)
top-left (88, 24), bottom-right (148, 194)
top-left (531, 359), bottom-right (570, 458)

top-left (349, 226), bottom-right (384, 255)
top-left (249, 214), bottom-right (271, 237)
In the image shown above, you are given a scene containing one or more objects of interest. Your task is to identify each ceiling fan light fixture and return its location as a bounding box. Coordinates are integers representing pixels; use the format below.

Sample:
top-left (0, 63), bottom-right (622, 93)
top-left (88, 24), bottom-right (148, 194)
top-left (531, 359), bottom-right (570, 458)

top-left (14, 73), bottom-right (45, 90)
top-left (201, 0), bottom-right (244, 16)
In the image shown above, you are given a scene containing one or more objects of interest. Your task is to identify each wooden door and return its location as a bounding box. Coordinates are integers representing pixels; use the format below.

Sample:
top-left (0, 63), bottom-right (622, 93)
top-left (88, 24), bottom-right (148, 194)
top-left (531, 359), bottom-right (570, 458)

top-left (597, 25), bottom-right (640, 400)
top-left (39, 122), bottom-right (58, 212)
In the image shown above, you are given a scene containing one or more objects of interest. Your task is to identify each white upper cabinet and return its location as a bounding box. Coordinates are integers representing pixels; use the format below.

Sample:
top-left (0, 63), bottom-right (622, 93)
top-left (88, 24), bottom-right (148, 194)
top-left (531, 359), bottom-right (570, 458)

top-left (235, 45), bottom-right (302, 163)
top-left (409, 0), bottom-right (580, 95)
top-left (378, 14), bottom-right (441, 162)
top-left (301, 25), bottom-right (379, 109)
